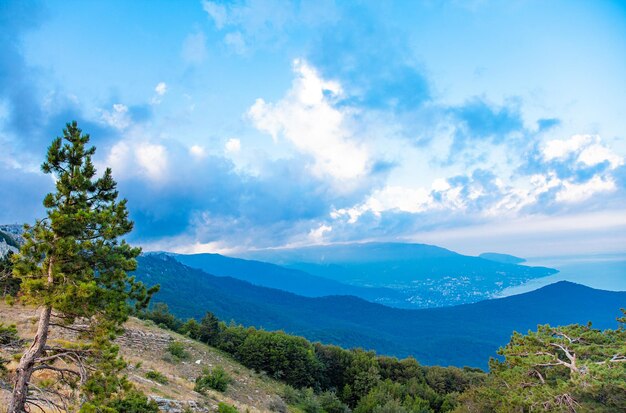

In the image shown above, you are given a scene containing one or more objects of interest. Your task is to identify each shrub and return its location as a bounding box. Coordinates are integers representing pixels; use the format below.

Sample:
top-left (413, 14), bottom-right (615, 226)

top-left (268, 396), bottom-right (288, 413)
top-left (167, 341), bottom-right (190, 361)
top-left (217, 402), bottom-right (239, 413)
top-left (145, 370), bottom-right (168, 384)
top-left (106, 390), bottom-right (159, 413)
top-left (195, 366), bottom-right (232, 393)
top-left (0, 323), bottom-right (19, 346)
top-left (318, 391), bottom-right (350, 413)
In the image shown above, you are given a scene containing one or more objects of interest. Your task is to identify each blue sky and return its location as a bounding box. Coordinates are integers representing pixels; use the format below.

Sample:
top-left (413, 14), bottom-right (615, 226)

top-left (1, 0), bottom-right (625, 257)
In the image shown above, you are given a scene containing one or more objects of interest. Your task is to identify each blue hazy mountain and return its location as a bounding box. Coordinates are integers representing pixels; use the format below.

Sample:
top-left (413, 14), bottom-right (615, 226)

top-left (170, 252), bottom-right (409, 307)
top-left (479, 252), bottom-right (526, 264)
top-left (134, 254), bottom-right (624, 368)
top-left (239, 242), bottom-right (557, 307)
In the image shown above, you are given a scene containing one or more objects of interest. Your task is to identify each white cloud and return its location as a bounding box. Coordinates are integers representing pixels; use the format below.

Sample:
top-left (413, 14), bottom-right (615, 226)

top-left (106, 140), bottom-right (168, 182)
top-left (181, 31), bottom-right (208, 64)
top-left (225, 138), bottom-right (241, 153)
top-left (555, 175), bottom-right (616, 203)
top-left (101, 103), bottom-right (131, 130)
top-left (248, 59), bottom-right (369, 181)
top-left (308, 224), bottom-right (332, 243)
top-left (155, 82), bottom-right (167, 96)
top-left (151, 82), bottom-right (168, 104)
top-left (135, 143), bottom-right (168, 181)
top-left (331, 185), bottom-right (435, 224)
top-left (106, 141), bottom-right (132, 176)
top-left (202, 0), bottom-right (228, 29)
top-left (542, 134), bottom-right (623, 169)
top-left (190, 144), bottom-right (207, 159)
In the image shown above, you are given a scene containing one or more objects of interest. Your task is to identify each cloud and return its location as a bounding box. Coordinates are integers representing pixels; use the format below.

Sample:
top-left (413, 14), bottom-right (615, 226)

top-left (189, 144), bottom-right (207, 159)
top-left (0, 1), bottom-right (46, 139)
top-left (202, 0), bottom-right (338, 53)
top-left (224, 138), bottom-right (241, 153)
top-left (542, 134), bottom-right (623, 169)
top-left (248, 59), bottom-right (370, 181)
top-left (151, 82), bottom-right (167, 104)
top-left (202, 0), bottom-right (228, 29)
top-left (304, 4), bottom-right (432, 114)
top-left (307, 224), bottom-right (332, 244)
top-left (0, 164), bottom-right (51, 225)
top-left (181, 31), bottom-right (208, 64)
top-left (106, 140), bottom-right (169, 182)
top-left (155, 82), bottom-right (167, 96)
top-left (555, 175), bottom-right (616, 203)
top-left (100, 103), bottom-right (131, 130)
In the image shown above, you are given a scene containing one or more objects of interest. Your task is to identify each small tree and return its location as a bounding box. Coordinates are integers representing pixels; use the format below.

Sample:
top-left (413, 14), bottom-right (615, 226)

top-left (199, 311), bottom-right (220, 345)
top-left (8, 122), bottom-right (158, 412)
top-left (457, 313), bottom-right (626, 412)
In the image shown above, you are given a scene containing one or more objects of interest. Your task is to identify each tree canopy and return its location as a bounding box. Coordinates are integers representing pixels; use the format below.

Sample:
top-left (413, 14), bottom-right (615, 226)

top-left (8, 122), bottom-right (158, 413)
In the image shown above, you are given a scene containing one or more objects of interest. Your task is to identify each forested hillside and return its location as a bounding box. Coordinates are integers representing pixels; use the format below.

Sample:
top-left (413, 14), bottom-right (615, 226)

top-left (170, 252), bottom-right (407, 306)
top-left (133, 254), bottom-right (626, 368)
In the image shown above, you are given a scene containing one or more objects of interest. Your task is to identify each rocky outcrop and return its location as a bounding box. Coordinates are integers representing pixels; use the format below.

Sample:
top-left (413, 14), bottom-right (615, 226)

top-left (117, 327), bottom-right (174, 350)
top-left (150, 396), bottom-right (212, 413)
top-left (0, 224), bottom-right (24, 259)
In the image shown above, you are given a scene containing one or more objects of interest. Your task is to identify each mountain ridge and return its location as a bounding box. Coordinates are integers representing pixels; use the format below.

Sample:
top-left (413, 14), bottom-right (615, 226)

top-left (132, 254), bottom-right (624, 368)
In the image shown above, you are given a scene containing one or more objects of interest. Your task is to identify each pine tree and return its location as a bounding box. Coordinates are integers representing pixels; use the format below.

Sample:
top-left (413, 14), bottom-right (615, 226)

top-left (8, 122), bottom-right (158, 412)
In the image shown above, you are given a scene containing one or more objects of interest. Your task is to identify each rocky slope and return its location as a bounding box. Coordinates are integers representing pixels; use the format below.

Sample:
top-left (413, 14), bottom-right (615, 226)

top-left (0, 225), bottom-right (23, 259)
top-left (0, 302), bottom-right (289, 412)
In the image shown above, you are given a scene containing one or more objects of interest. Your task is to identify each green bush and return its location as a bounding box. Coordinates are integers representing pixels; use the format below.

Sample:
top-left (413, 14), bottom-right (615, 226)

top-left (106, 390), bottom-right (159, 413)
top-left (0, 323), bottom-right (19, 345)
top-left (195, 366), bottom-right (232, 393)
top-left (166, 341), bottom-right (190, 361)
top-left (145, 370), bottom-right (168, 384)
top-left (217, 402), bottom-right (239, 413)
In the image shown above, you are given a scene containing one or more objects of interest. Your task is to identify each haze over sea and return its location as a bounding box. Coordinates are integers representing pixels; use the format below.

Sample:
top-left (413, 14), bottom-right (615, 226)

top-left (497, 253), bottom-right (626, 297)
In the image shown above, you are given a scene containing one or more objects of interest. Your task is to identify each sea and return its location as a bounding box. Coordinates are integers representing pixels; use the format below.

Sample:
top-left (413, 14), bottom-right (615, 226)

top-left (496, 253), bottom-right (626, 297)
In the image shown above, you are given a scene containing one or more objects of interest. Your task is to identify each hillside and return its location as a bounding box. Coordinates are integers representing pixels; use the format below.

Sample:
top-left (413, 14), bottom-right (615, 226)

top-left (170, 252), bottom-right (409, 307)
top-left (133, 254), bottom-right (626, 368)
top-left (239, 242), bottom-right (557, 307)
top-left (0, 302), bottom-right (288, 413)
top-left (478, 252), bottom-right (526, 264)
top-left (0, 225), bottom-right (22, 258)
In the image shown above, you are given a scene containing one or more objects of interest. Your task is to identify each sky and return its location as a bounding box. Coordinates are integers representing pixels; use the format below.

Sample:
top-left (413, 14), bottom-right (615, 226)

top-left (1, 0), bottom-right (625, 258)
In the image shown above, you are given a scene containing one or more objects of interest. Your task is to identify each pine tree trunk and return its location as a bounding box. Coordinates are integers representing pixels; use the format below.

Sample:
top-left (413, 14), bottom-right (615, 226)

top-left (7, 305), bottom-right (52, 413)
top-left (8, 256), bottom-right (54, 413)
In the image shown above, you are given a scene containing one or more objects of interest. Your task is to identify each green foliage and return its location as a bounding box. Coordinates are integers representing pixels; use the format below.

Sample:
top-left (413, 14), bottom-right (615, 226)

top-left (0, 251), bottom-right (20, 297)
top-left (0, 322), bottom-right (19, 346)
top-left (0, 322), bottom-right (20, 373)
top-left (143, 302), bottom-right (182, 331)
top-left (318, 391), bottom-right (350, 413)
top-left (14, 122), bottom-right (157, 323)
top-left (85, 389), bottom-right (159, 413)
top-left (9, 122), bottom-right (159, 411)
top-left (181, 318), bottom-right (201, 339)
top-left (217, 402), bottom-right (239, 413)
top-left (195, 365), bottom-right (232, 393)
top-left (132, 295), bottom-right (491, 413)
top-left (199, 311), bottom-right (221, 345)
top-left (457, 318), bottom-right (626, 412)
top-left (145, 369), bottom-right (169, 384)
top-left (167, 341), bottom-right (190, 361)
top-left (237, 329), bottom-right (322, 387)
top-left (354, 380), bottom-right (434, 413)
